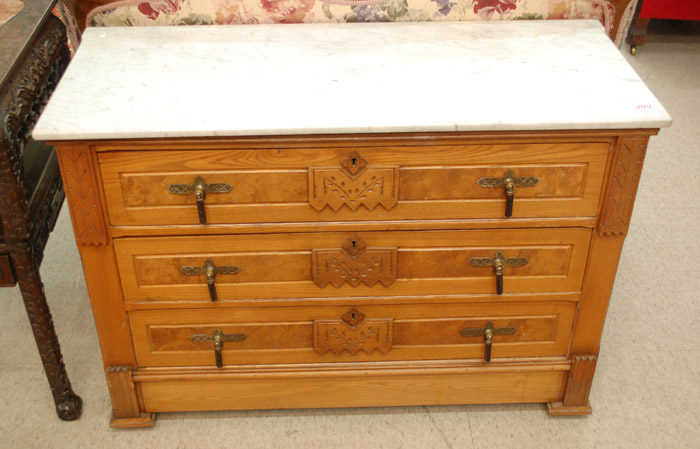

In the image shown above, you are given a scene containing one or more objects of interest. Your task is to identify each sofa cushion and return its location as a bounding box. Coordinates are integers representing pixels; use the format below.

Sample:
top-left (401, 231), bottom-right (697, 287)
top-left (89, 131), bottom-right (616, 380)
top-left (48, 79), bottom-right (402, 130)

top-left (86, 0), bottom-right (637, 45)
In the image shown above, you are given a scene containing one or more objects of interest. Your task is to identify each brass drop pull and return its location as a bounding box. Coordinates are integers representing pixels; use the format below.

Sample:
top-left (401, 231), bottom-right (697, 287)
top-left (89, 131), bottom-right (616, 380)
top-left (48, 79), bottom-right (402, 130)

top-left (477, 169), bottom-right (540, 217)
top-left (180, 259), bottom-right (240, 302)
top-left (168, 176), bottom-right (232, 224)
top-left (460, 321), bottom-right (516, 362)
top-left (190, 328), bottom-right (247, 368)
top-left (470, 251), bottom-right (527, 295)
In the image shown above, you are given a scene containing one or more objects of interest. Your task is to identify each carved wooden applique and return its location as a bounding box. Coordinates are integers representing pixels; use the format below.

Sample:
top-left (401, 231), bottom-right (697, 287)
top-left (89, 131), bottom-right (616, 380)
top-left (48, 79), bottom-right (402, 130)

top-left (57, 145), bottom-right (108, 246)
top-left (308, 151), bottom-right (399, 212)
top-left (314, 308), bottom-right (393, 355)
top-left (598, 138), bottom-right (648, 236)
top-left (312, 235), bottom-right (397, 288)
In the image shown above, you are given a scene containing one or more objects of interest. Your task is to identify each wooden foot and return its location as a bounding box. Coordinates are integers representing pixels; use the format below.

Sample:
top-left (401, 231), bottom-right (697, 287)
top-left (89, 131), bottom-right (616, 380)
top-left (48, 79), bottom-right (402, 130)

top-left (105, 366), bottom-right (149, 426)
top-left (547, 401), bottom-right (592, 416)
top-left (630, 17), bottom-right (651, 50)
top-left (56, 394), bottom-right (84, 421)
top-left (549, 355), bottom-right (597, 416)
top-left (110, 413), bottom-right (156, 429)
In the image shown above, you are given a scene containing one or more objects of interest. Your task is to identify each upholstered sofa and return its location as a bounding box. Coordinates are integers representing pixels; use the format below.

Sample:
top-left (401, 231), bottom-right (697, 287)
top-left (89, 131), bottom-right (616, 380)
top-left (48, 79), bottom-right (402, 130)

top-left (68, 0), bottom-right (639, 47)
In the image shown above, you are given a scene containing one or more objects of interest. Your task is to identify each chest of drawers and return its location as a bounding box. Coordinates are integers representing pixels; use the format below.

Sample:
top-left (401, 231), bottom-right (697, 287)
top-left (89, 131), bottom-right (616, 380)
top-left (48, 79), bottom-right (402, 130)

top-left (34, 22), bottom-right (671, 427)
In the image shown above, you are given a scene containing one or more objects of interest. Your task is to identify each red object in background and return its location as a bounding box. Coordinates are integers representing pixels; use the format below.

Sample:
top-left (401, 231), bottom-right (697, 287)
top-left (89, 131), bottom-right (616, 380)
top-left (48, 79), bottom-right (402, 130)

top-left (640, 0), bottom-right (700, 21)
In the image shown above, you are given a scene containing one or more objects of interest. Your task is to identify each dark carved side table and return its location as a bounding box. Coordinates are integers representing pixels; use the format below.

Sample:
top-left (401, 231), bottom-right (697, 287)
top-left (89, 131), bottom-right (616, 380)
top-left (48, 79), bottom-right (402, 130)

top-left (0, 0), bottom-right (82, 420)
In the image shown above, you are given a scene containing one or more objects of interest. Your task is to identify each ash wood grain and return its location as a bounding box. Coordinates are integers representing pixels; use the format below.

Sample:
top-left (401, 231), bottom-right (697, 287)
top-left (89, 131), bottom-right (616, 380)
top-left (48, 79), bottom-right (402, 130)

top-left (138, 365), bottom-right (567, 413)
top-left (114, 228), bottom-right (591, 302)
top-left (52, 127), bottom-right (660, 421)
top-left (108, 217), bottom-right (599, 238)
top-left (55, 144), bottom-right (108, 246)
top-left (598, 136), bottom-right (649, 236)
top-left (98, 142), bottom-right (608, 226)
top-left (548, 354), bottom-right (597, 415)
top-left (563, 355), bottom-right (597, 407)
top-left (122, 292), bottom-right (582, 311)
top-left (104, 366), bottom-right (149, 426)
top-left (80, 129), bottom-right (655, 152)
top-left (56, 143), bottom-right (144, 422)
top-left (128, 301), bottom-right (576, 367)
top-left (570, 134), bottom-right (653, 356)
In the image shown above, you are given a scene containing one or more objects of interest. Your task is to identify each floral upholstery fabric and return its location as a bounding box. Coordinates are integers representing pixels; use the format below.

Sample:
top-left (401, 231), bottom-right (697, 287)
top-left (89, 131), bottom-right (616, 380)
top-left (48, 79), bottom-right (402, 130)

top-left (0, 0), bottom-right (25, 27)
top-left (87, 0), bottom-right (634, 45)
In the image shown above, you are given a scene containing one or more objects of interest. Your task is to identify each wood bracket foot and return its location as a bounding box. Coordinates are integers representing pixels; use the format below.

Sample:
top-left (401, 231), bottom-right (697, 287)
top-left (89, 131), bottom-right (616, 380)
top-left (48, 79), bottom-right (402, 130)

top-left (105, 366), bottom-right (150, 427)
top-left (547, 401), bottom-right (592, 416)
top-left (548, 354), bottom-right (597, 416)
top-left (110, 412), bottom-right (156, 429)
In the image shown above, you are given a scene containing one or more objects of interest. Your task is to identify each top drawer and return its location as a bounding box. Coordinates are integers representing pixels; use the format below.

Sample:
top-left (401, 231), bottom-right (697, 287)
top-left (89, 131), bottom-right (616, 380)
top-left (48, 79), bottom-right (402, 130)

top-left (99, 142), bottom-right (608, 226)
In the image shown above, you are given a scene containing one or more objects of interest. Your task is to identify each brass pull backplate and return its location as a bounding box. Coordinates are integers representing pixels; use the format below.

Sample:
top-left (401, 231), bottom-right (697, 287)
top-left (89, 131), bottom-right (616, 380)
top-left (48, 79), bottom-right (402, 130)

top-left (180, 259), bottom-right (240, 302)
top-left (477, 169), bottom-right (540, 217)
top-left (469, 251), bottom-right (527, 295)
top-left (460, 321), bottom-right (516, 362)
top-left (168, 176), bottom-right (232, 224)
top-left (190, 328), bottom-right (247, 368)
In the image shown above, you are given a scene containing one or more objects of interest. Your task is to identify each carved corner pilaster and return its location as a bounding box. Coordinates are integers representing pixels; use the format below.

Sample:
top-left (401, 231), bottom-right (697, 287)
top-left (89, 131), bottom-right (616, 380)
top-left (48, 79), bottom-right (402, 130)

top-left (548, 354), bottom-right (597, 416)
top-left (105, 366), bottom-right (154, 428)
top-left (598, 137), bottom-right (649, 236)
top-left (56, 145), bottom-right (108, 246)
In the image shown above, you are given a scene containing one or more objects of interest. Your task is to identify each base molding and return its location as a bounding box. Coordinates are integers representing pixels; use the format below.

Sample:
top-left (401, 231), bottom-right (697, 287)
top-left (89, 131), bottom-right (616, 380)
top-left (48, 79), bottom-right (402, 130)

top-left (110, 412), bottom-right (156, 428)
top-left (547, 401), bottom-right (592, 416)
top-left (135, 361), bottom-right (569, 413)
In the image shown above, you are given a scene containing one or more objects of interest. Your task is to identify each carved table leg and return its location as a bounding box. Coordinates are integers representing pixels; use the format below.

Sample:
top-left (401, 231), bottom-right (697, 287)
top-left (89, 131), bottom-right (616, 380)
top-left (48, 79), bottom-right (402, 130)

top-left (11, 241), bottom-right (82, 420)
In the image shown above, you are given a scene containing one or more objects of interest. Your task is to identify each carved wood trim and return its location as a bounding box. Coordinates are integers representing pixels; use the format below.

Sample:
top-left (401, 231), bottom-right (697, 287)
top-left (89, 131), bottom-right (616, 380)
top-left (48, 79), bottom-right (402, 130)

top-left (564, 354), bottom-right (597, 407)
top-left (309, 152), bottom-right (399, 212)
top-left (548, 354), bottom-right (597, 415)
top-left (312, 235), bottom-right (397, 288)
top-left (0, 16), bottom-right (70, 241)
top-left (314, 311), bottom-right (393, 355)
top-left (598, 137), bottom-right (649, 236)
top-left (57, 145), bottom-right (108, 246)
top-left (105, 366), bottom-right (141, 419)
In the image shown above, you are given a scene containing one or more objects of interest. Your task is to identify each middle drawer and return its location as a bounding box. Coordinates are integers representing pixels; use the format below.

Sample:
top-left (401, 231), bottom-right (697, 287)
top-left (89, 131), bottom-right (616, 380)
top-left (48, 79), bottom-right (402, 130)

top-left (114, 228), bottom-right (591, 302)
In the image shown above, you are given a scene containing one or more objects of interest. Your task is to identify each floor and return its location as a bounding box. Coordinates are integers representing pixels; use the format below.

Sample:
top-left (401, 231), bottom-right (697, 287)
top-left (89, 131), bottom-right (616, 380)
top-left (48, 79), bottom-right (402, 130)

top-left (2, 21), bottom-right (699, 449)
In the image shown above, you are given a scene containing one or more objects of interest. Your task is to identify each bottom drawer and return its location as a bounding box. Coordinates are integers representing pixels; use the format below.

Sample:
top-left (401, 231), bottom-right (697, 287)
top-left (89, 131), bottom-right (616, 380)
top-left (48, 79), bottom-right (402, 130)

top-left (130, 301), bottom-right (576, 367)
top-left (137, 362), bottom-right (569, 412)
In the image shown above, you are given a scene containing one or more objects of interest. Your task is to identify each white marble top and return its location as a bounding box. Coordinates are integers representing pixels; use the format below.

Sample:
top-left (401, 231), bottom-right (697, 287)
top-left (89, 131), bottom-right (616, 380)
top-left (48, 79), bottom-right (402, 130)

top-left (34, 21), bottom-right (671, 141)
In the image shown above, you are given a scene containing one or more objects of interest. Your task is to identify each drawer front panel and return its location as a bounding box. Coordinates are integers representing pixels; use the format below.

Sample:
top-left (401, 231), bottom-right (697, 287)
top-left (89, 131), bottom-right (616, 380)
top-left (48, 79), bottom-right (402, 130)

top-left (130, 301), bottom-right (576, 367)
top-left (99, 143), bottom-right (608, 225)
top-left (114, 228), bottom-right (591, 302)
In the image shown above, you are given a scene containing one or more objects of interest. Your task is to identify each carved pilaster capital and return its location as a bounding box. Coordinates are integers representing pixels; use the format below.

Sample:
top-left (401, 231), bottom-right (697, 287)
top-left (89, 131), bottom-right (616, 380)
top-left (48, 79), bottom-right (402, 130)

top-left (57, 145), bottom-right (109, 246)
top-left (598, 137), bottom-right (649, 236)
